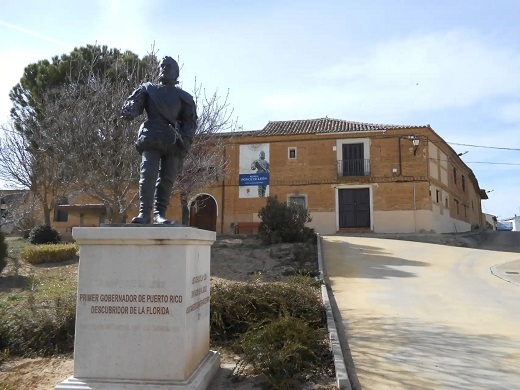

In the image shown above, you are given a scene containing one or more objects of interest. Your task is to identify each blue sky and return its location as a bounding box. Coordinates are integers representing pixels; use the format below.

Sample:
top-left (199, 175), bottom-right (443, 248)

top-left (0, 0), bottom-right (519, 219)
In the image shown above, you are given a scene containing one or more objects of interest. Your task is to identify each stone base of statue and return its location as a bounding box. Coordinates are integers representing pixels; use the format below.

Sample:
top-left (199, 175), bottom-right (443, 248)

top-left (55, 227), bottom-right (219, 390)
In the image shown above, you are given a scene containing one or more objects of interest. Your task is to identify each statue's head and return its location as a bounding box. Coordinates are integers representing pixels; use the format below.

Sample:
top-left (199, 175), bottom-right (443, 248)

top-left (259, 151), bottom-right (265, 159)
top-left (158, 56), bottom-right (179, 85)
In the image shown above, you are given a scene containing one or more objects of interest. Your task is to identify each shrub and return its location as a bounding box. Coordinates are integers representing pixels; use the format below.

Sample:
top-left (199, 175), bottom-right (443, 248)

top-left (240, 316), bottom-right (331, 389)
top-left (210, 280), bottom-right (325, 344)
top-left (284, 274), bottom-right (323, 289)
top-left (22, 243), bottom-right (78, 265)
top-left (258, 196), bottom-right (313, 244)
top-left (0, 294), bottom-right (76, 356)
top-left (28, 225), bottom-right (61, 245)
top-left (0, 232), bottom-right (7, 274)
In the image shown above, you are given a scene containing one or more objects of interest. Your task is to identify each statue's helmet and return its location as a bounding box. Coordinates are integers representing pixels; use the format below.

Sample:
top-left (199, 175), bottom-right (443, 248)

top-left (259, 151), bottom-right (265, 158)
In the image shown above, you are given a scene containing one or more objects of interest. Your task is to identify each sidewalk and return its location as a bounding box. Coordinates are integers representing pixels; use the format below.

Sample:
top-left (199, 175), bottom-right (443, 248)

top-left (322, 235), bottom-right (520, 390)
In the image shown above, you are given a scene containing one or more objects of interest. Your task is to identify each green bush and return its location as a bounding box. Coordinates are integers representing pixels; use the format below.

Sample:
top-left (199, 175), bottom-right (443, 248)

top-left (0, 232), bottom-right (7, 274)
top-left (258, 196), bottom-right (314, 244)
top-left (0, 294), bottom-right (76, 356)
top-left (240, 316), bottom-right (331, 389)
top-left (210, 279), bottom-right (325, 344)
top-left (22, 243), bottom-right (78, 265)
top-left (28, 225), bottom-right (61, 245)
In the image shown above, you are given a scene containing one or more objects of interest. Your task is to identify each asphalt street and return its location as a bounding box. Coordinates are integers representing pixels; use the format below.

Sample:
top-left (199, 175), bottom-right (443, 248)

top-left (322, 233), bottom-right (520, 390)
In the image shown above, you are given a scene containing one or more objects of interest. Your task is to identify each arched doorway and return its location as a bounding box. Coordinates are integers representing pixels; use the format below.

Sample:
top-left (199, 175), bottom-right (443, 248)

top-left (189, 194), bottom-right (217, 232)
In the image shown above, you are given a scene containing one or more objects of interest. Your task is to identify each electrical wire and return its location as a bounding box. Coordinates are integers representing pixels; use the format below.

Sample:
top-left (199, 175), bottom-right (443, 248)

top-left (429, 156), bottom-right (520, 166)
top-left (447, 142), bottom-right (520, 151)
top-left (465, 161), bottom-right (520, 166)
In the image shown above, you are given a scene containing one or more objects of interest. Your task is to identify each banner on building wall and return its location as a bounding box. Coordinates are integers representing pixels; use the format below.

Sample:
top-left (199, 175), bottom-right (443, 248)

top-left (239, 144), bottom-right (270, 198)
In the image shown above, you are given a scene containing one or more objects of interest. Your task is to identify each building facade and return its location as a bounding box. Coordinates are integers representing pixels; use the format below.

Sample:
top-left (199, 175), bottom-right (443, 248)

top-left (170, 118), bottom-right (487, 235)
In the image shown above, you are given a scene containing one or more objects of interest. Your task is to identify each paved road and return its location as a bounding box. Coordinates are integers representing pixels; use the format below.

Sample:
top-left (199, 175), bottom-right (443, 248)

top-left (322, 234), bottom-right (520, 390)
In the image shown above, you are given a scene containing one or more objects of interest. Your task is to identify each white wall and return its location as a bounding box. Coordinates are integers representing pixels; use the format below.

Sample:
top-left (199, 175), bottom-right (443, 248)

top-left (308, 212), bottom-right (336, 234)
top-left (373, 209), bottom-right (471, 234)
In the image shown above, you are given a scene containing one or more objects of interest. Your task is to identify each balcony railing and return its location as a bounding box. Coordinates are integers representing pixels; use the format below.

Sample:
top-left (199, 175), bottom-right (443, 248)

top-left (337, 159), bottom-right (371, 177)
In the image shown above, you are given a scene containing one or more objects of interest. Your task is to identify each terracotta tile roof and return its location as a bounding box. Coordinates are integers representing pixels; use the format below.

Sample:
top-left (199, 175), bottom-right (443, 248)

top-left (229, 118), bottom-right (430, 137)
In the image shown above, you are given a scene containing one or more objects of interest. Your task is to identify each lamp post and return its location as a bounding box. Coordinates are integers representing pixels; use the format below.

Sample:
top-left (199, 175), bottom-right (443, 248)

top-left (412, 138), bottom-right (420, 155)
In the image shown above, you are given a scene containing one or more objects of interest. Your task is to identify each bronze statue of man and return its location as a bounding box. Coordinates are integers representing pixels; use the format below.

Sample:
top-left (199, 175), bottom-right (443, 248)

top-left (121, 56), bottom-right (197, 224)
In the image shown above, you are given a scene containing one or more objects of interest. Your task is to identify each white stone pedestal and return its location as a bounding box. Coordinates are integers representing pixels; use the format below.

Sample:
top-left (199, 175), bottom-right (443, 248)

top-left (55, 227), bottom-right (220, 390)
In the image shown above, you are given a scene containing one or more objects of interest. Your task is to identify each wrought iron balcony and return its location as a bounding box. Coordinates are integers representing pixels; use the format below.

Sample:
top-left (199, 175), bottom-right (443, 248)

top-left (337, 159), bottom-right (371, 177)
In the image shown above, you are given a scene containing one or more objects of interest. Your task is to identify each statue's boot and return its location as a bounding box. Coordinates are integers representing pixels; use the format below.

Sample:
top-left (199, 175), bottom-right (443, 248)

top-left (131, 188), bottom-right (153, 224)
top-left (132, 154), bottom-right (157, 224)
top-left (132, 212), bottom-right (151, 224)
top-left (153, 179), bottom-right (173, 225)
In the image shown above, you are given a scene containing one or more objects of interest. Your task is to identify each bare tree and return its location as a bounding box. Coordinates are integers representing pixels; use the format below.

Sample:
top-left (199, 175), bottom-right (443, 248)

top-left (39, 60), bottom-right (153, 223)
top-left (8, 45), bottom-right (238, 226)
top-left (0, 125), bottom-right (67, 226)
top-left (0, 189), bottom-right (40, 236)
top-left (43, 67), bottom-right (238, 225)
top-left (7, 45), bottom-right (158, 224)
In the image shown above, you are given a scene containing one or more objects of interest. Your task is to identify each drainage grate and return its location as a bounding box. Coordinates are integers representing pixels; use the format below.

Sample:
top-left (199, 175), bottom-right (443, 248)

top-left (505, 271), bottom-right (520, 275)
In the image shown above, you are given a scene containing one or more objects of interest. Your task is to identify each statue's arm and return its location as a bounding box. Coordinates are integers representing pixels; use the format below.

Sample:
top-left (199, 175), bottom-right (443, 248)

top-left (178, 90), bottom-right (198, 150)
top-left (121, 85), bottom-right (147, 120)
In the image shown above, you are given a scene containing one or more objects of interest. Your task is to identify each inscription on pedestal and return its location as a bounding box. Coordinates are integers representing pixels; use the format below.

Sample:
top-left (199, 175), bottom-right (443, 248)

top-left (187, 273), bottom-right (210, 314)
top-left (79, 293), bottom-right (183, 315)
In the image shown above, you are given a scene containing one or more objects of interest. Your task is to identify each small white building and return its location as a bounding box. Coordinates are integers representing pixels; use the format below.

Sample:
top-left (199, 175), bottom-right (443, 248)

top-left (503, 215), bottom-right (520, 231)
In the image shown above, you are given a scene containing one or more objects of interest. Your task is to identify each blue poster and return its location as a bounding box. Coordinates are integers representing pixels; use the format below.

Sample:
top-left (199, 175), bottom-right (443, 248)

top-left (239, 173), bottom-right (270, 186)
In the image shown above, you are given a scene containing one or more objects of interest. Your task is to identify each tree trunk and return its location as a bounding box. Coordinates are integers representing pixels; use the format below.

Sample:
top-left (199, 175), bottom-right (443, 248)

top-left (43, 205), bottom-right (51, 227)
top-left (106, 206), bottom-right (125, 224)
top-left (112, 211), bottom-right (126, 224)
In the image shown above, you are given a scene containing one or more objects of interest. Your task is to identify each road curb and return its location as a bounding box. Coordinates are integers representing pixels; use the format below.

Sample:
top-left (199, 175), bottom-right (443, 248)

top-left (490, 260), bottom-right (520, 287)
top-left (317, 234), bottom-right (352, 390)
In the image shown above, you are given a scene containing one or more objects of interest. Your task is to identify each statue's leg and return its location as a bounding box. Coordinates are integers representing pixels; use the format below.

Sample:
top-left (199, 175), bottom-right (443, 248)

top-left (131, 150), bottom-right (160, 224)
top-left (153, 152), bottom-right (184, 224)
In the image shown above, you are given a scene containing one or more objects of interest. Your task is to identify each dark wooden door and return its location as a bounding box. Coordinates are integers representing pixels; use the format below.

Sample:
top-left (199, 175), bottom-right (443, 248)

top-left (338, 188), bottom-right (370, 228)
top-left (189, 195), bottom-right (217, 231)
top-left (342, 143), bottom-right (364, 176)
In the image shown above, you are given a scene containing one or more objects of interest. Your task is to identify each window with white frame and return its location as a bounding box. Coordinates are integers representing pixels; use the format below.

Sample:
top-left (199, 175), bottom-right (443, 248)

top-left (288, 195), bottom-right (306, 208)
top-left (288, 147), bottom-right (297, 159)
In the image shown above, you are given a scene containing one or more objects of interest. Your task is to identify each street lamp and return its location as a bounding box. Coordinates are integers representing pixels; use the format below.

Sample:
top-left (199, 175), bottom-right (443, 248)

top-left (410, 137), bottom-right (420, 155)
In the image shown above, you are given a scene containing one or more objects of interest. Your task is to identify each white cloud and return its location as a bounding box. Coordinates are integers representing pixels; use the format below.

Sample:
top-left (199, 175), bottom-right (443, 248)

top-left (260, 31), bottom-right (520, 119)
top-left (0, 49), bottom-right (54, 125)
top-left (92, 0), bottom-right (156, 54)
top-left (498, 102), bottom-right (520, 124)
top-left (0, 20), bottom-right (70, 49)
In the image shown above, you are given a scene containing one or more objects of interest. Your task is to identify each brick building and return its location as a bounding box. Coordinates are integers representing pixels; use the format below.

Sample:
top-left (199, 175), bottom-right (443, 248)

top-left (48, 118), bottom-right (487, 236)
top-left (170, 118), bottom-right (487, 235)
